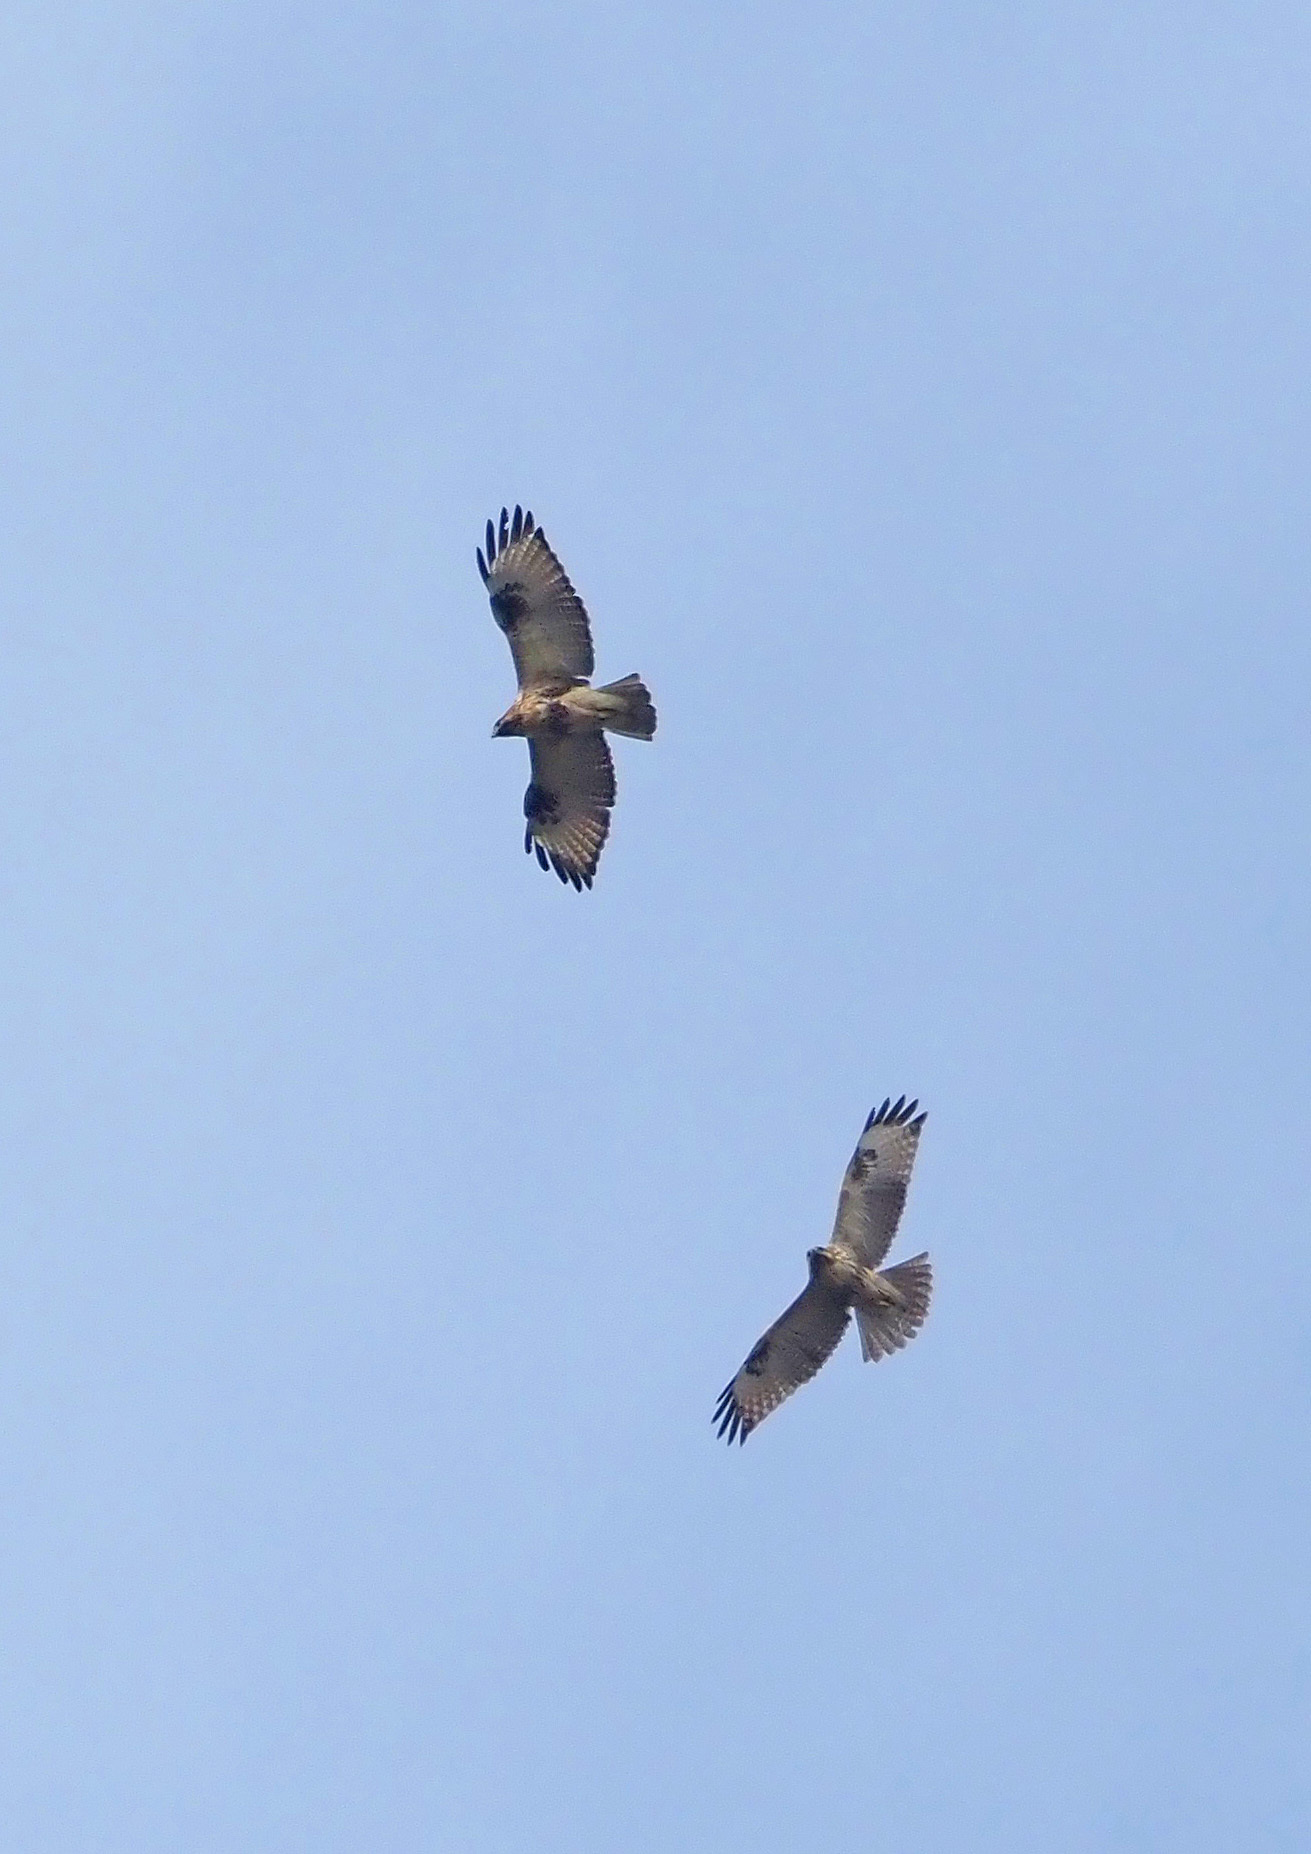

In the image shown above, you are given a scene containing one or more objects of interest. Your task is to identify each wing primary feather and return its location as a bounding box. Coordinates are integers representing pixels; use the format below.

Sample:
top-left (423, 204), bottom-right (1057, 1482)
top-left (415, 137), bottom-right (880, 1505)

top-left (511, 504), bottom-right (523, 542)
top-left (485, 518), bottom-right (496, 564)
top-left (524, 511), bottom-right (534, 534)
top-left (713, 1379), bottom-right (754, 1445)
top-left (498, 508), bottom-right (509, 550)
top-left (867, 1094), bottom-right (924, 1128)
top-left (476, 547), bottom-right (489, 584)
top-left (535, 843), bottom-right (549, 871)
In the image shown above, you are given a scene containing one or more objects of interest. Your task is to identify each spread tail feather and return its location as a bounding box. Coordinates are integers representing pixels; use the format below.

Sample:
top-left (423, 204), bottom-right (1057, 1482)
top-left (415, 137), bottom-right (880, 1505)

top-left (855, 1253), bottom-right (932, 1363)
top-left (592, 673), bottom-right (657, 740)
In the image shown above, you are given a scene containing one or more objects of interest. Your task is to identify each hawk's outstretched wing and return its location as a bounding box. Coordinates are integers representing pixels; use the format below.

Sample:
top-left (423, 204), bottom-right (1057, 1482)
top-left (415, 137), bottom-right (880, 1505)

top-left (478, 505), bottom-right (594, 691)
top-left (830, 1096), bottom-right (926, 1269)
top-left (714, 1280), bottom-right (850, 1445)
top-left (523, 732), bottom-right (615, 891)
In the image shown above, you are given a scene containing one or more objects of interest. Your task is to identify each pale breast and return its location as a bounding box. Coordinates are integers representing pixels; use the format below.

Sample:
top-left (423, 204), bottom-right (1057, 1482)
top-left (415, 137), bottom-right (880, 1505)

top-left (517, 692), bottom-right (574, 736)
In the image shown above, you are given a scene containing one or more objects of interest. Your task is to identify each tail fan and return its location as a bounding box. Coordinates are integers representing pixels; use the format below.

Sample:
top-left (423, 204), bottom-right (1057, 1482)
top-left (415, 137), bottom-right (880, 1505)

top-left (854, 1253), bottom-right (932, 1363)
top-left (593, 673), bottom-right (657, 740)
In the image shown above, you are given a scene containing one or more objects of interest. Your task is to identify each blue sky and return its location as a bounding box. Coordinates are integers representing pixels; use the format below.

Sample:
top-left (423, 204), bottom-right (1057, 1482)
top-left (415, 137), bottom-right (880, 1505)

top-left (1, 3), bottom-right (1308, 1848)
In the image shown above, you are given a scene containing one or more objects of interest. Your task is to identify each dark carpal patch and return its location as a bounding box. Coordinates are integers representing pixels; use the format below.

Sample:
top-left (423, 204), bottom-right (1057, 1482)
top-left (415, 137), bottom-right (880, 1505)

top-left (523, 783), bottom-right (559, 825)
top-left (744, 1339), bottom-right (770, 1376)
top-left (490, 584), bottom-right (529, 631)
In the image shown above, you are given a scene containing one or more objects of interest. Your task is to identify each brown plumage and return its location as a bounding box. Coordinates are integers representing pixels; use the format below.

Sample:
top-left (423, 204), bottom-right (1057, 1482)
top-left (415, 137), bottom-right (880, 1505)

top-left (715, 1097), bottom-right (933, 1444)
top-left (478, 506), bottom-right (656, 890)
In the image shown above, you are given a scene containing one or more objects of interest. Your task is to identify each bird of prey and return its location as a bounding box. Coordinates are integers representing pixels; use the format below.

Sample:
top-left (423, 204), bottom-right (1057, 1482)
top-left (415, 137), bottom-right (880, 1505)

top-left (478, 506), bottom-right (656, 890)
top-left (714, 1096), bottom-right (933, 1444)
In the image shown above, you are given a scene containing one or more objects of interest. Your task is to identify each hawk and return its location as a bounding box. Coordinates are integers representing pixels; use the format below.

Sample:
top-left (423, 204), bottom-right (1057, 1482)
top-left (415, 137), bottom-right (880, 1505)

top-left (715, 1096), bottom-right (933, 1444)
top-left (478, 506), bottom-right (657, 890)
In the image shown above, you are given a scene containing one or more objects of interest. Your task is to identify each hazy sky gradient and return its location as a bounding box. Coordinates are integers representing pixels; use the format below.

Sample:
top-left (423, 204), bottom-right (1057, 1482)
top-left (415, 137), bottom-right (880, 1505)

top-left (1, 4), bottom-right (1308, 1848)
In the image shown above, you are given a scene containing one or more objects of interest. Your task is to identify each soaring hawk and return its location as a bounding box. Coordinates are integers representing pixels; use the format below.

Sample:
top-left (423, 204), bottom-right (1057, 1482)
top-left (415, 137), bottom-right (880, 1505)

top-left (715, 1097), bottom-right (933, 1444)
top-left (478, 506), bottom-right (656, 890)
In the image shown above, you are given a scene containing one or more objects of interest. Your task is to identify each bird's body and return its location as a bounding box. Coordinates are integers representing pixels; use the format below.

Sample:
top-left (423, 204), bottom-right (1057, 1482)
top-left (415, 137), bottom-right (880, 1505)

top-left (808, 1243), bottom-right (913, 1308)
top-left (715, 1096), bottom-right (933, 1444)
top-left (478, 506), bottom-right (656, 889)
top-left (492, 678), bottom-right (655, 741)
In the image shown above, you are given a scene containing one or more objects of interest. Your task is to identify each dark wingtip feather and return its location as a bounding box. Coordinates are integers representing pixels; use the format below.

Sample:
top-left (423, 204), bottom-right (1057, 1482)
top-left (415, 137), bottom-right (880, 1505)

top-left (714, 1381), bottom-right (753, 1445)
top-left (485, 518), bottom-right (496, 564)
top-left (868, 1093), bottom-right (925, 1128)
top-left (535, 842), bottom-right (549, 871)
top-left (524, 826), bottom-right (532, 854)
top-left (476, 546), bottom-right (489, 584)
top-left (511, 504), bottom-right (523, 543)
top-left (498, 507), bottom-right (509, 550)
top-left (524, 510), bottom-right (535, 535)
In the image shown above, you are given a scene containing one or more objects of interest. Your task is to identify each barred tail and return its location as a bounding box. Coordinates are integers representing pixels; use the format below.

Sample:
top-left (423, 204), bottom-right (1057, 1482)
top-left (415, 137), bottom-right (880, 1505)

top-left (594, 673), bottom-right (657, 740)
top-left (854, 1253), bottom-right (932, 1363)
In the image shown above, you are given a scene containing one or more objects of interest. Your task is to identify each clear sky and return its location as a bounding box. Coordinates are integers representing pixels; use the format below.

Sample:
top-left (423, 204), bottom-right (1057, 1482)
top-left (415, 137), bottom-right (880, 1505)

top-left (1, 4), bottom-right (1308, 1848)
